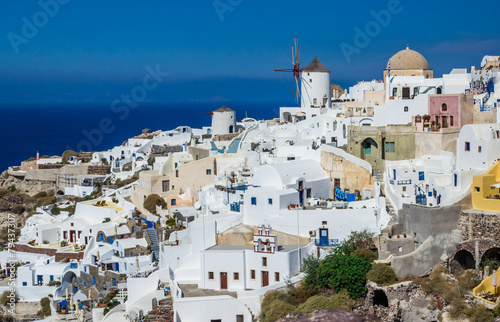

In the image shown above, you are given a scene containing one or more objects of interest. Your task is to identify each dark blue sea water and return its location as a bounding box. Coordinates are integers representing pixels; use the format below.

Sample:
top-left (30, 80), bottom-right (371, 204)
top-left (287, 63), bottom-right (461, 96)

top-left (0, 101), bottom-right (285, 173)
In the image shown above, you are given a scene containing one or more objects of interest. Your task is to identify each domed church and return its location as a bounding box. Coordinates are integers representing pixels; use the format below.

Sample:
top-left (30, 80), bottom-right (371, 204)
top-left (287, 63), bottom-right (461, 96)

top-left (383, 46), bottom-right (433, 81)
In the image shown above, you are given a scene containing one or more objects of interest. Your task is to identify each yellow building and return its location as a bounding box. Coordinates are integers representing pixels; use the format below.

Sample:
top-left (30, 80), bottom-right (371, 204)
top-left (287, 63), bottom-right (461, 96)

top-left (471, 161), bottom-right (500, 212)
top-left (473, 270), bottom-right (499, 304)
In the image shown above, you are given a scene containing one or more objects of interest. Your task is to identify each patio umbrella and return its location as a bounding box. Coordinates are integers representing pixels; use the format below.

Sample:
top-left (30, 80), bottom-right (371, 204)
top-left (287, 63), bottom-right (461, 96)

top-left (493, 269), bottom-right (498, 296)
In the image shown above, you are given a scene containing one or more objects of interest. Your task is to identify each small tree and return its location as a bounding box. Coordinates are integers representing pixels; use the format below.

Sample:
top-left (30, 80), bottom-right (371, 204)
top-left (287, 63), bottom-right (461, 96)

top-left (352, 248), bottom-right (377, 262)
top-left (0, 290), bottom-right (19, 305)
top-left (11, 204), bottom-right (25, 215)
top-left (40, 297), bottom-right (51, 316)
top-left (366, 263), bottom-right (397, 285)
top-left (342, 229), bottom-right (375, 255)
top-left (143, 194), bottom-right (166, 215)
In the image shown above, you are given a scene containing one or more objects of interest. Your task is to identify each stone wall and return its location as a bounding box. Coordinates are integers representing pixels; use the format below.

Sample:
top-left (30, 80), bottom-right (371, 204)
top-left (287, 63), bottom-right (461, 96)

top-left (11, 244), bottom-right (83, 262)
top-left (77, 265), bottom-right (120, 300)
top-left (20, 160), bottom-right (37, 171)
top-left (451, 210), bottom-right (500, 270)
top-left (188, 146), bottom-right (210, 161)
top-left (88, 165), bottom-right (111, 175)
top-left (38, 164), bottom-right (65, 170)
top-left (124, 245), bottom-right (148, 257)
top-left (212, 132), bottom-right (240, 142)
top-left (473, 106), bottom-right (497, 124)
top-left (320, 150), bottom-right (373, 198)
top-left (55, 251), bottom-right (84, 262)
top-left (457, 210), bottom-right (500, 243)
top-left (399, 204), bottom-right (462, 244)
top-left (152, 145), bottom-right (183, 156)
top-left (414, 128), bottom-right (460, 159)
top-left (385, 237), bottom-right (415, 256)
top-left (361, 281), bottom-right (441, 321)
top-left (145, 298), bottom-right (174, 322)
top-left (11, 243), bottom-right (57, 256)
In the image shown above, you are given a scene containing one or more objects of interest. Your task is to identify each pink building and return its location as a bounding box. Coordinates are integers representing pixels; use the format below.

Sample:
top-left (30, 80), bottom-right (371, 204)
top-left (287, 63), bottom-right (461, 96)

top-left (413, 94), bottom-right (473, 131)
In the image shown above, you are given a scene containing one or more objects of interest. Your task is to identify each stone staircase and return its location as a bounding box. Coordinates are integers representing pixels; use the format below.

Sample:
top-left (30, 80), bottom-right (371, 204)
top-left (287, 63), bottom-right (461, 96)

top-left (144, 298), bottom-right (174, 322)
top-left (372, 167), bottom-right (398, 223)
top-left (146, 227), bottom-right (160, 261)
top-left (386, 203), bottom-right (398, 224)
top-left (372, 167), bottom-right (383, 183)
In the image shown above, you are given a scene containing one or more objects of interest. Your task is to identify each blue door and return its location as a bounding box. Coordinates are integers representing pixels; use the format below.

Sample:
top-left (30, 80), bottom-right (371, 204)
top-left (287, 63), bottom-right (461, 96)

top-left (37, 275), bottom-right (43, 285)
top-left (319, 228), bottom-right (329, 246)
top-left (454, 174), bottom-right (458, 187)
top-left (416, 194), bottom-right (426, 206)
top-left (393, 169), bottom-right (397, 181)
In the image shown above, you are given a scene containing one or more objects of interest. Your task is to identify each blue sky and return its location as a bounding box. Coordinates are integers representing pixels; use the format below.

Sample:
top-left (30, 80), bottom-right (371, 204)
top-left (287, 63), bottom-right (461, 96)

top-left (0, 0), bottom-right (499, 104)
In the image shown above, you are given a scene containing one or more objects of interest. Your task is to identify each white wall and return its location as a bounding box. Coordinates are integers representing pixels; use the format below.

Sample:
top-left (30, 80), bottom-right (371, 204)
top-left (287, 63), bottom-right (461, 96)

top-left (174, 295), bottom-right (252, 322)
top-left (301, 72), bottom-right (331, 108)
top-left (212, 111), bottom-right (237, 136)
top-left (244, 201), bottom-right (388, 240)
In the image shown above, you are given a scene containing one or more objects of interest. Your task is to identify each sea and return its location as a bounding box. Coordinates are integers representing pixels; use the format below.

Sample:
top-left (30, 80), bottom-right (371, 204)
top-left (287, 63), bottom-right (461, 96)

top-left (0, 101), bottom-right (287, 173)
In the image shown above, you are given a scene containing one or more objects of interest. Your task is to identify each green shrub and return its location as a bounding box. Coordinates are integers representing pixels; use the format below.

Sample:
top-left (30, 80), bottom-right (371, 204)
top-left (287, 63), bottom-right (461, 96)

top-left (0, 200), bottom-right (10, 211)
top-left (143, 194), bottom-right (166, 215)
top-left (447, 297), bottom-right (468, 320)
top-left (297, 290), bottom-right (353, 313)
top-left (342, 229), bottom-right (375, 254)
top-left (0, 189), bottom-right (10, 199)
top-left (367, 263), bottom-right (397, 285)
top-left (422, 268), bottom-right (452, 298)
top-left (47, 280), bottom-right (61, 286)
top-left (493, 302), bottom-right (500, 317)
top-left (40, 297), bottom-right (51, 316)
top-left (458, 269), bottom-right (481, 290)
top-left (465, 303), bottom-right (494, 322)
top-left (482, 258), bottom-right (500, 271)
top-left (12, 204), bottom-right (25, 214)
top-left (33, 191), bottom-right (48, 198)
top-left (51, 207), bottom-right (61, 215)
top-left (316, 254), bottom-right (371, 299)
top-left (352, 248), bottom-right (377, 262)
top-left (116, 176), bottom-right (138, 188)
top-left (0, 290), bottom-right (19, 305)
top-left (288, 282), bottom-right (314, 304)
top-left (66, 205), bottom-right (76, 215)
top-left (166, 216), bottom-right (176, 227)
top-left (302, 254), bottom-right (321, 291)
top-left (38, 197), bottom-right (57, 207)
top-left (260, 297), bottom-right (296, 322)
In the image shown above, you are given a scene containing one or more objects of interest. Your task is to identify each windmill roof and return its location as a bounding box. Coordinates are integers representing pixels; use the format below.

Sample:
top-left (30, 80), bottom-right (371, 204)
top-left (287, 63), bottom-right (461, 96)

top-left (213, 106), bottom-right (235, 113)
top-left (302, 57), bottom-right (330, 73)
top-left (331, 84), bottom-right (343, 91)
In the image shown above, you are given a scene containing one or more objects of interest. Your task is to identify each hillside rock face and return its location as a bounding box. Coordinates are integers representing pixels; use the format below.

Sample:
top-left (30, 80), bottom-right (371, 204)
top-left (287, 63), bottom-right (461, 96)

top-left (0, 174), bottom-right (55, 196)
top-left (359, 281), bottom-right (441, 321)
